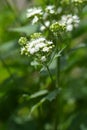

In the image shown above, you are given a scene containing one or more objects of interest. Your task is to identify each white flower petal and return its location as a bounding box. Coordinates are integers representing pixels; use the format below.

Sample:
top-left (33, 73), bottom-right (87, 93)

top-left (66, 24), bottom-right (73, 31)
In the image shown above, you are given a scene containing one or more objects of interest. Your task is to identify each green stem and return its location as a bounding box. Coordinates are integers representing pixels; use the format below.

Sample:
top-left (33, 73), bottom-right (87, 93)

top-left (45, 64), bottom-right (54, 85)
top-left (56, 56), bottom-right (60, 88)
top-left (54, 56), bottom-right (61, 130)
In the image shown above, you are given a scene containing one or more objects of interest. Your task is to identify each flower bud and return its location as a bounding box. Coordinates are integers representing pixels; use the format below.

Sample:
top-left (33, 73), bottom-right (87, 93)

top-left (18, 37), bottom-right (27, 46)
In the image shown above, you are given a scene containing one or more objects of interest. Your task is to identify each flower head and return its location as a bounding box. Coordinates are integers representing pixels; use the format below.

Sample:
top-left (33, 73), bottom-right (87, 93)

top-left (26, 7), bottom-right (43, 18)
top-left (45, 5), bottom-right (55, 14)
top-left (50, 22), bottom-right (65, 35)
top-left (59, 14), bottom-right (80, 31)
top-left (19, 33), bottom-right (54, 64)
top-left (19, 37), bottom-right (28, 45)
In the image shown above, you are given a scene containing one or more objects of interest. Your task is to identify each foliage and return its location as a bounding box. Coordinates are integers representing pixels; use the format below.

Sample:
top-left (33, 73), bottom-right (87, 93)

top-left (0, 0), bottom-right (87, 130)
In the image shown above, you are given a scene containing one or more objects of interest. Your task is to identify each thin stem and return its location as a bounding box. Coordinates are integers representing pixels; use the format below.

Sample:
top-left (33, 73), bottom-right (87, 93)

top-left (45, 64), bottom-right (54, 84)
top-left (56, 56), bottom-right (60, 88)
top-left (54, 36), bottom-right (61, 130)
top-left (54, 56), bottom-right (61, 130)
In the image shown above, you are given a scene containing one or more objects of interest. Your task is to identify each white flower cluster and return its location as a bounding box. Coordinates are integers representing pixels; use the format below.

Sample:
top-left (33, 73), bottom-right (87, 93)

top-left (26, 5), bottom-right (63, 28)
top-left (20, 36), bottom-right (54, 63)
top-left (26, 7), bottom-right (43, 18)
top-left (45, 5), bottom-right (55, 14)
top-left (26, 7), bottom-right (43, 24)
top-left (59, 14), bottom-right (80, 31)
top-left (40, 5), bottom-right (56, 31)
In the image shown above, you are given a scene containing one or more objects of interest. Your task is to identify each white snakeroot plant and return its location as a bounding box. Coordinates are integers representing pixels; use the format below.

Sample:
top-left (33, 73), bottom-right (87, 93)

top-left (18, 0), bottom-right (86, 82)
top-left (19, 2), bottom-right (83, 82)
top-left (18, 1), bottom-right (86, 129)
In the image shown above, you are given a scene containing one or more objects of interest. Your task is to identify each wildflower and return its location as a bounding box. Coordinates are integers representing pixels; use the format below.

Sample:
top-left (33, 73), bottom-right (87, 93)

top-left (40, 21), bottom-right (50, 31)
top-left (40, 26), bottom-right (46, 31)
top-left (57, 7), bottom-right (62, 14)
top-left (26, 7), bottom-right (43, 18)
top-left (42, 47), bottom-right (49, 52)
top-left (59, 14), bottom-right (80, 31)
top-left (66, 24), bottom-right (73, 31)
top-left (21, 47), bottom-right (26, 55)
top-left (45, 5), bottom-right (55, 14)
top-left (41, 56), bottom-right (46, 62)
top-left (19, 37), bottom-right (27, 45)
top-left (50, 22), bottom-right (65, 33)
top-left (32, 16), bottom-right (39, 24)
top-left (19, 33), bottom-right (54, 64)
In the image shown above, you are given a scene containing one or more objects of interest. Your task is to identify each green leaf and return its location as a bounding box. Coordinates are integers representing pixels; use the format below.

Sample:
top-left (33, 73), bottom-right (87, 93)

top-left (30, 90), bottom-right (48, 99)
top-left (30, 98), bottom-right (46, 115)
top-left (9, 24), bottom-right (38, 35)
top-left (0, 40), bottom-right (16, 52)
top-left (46, 88), bottom-right (61, 101)
top-left (54, 46), bottom-right (66, 59)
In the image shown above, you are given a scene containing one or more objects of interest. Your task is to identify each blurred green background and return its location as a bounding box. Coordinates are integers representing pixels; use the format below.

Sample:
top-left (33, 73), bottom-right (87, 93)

top-left (0, 0), bottom-right (87, 130)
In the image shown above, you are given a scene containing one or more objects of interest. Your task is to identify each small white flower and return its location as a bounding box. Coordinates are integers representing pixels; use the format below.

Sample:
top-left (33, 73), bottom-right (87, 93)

top-left (49, 46), bottom-right (53, 49)
top-left (74, 23), bottom-right (79, 27)
top-left (43, 12), bottom-right (48, 20)
top-left (38, 37), bottom-right (45, 42)
top-left (27, 41), bottom-right (34, 48)
top-left (42, 47), bottom-right (49, 52)
top-left (57, 7), bottom-right (62, 14)
top-left (29, 48), bottom-right (36, 54)
top-left (66, 24), bottom-right (73, 31)
top-left (21, 47), bottom-right (25, 55)
top-left (32, 16), bottom-right (39, 24)
top-left (60, 14), bottom-right (80, 31)
top-left (67, 14), bottom-right (73, 18)
top-left (45, 5), bottom-right (55, 14)
top-left (73, 15), bottom-right (79, 20)
top-left (38, 43), bottom-right (46, 48)
top-left (61, 15), bottom-right (67, 22)
top-left (34, 45), bottom-right (40, 52)
top-left (48, 41), bottom-right (53, 45)
top-left (40, 26), bottom-right (46, 31)
top-left (46, 5), bottom-right (54, 10)
top-left (26, 7), bottom-right (43, 18)
top-left (67, 18), bottom-right (73, 24)
top-left (41, 56), bottom-right (46, 62)
top-left (45, 21), bottom-right (50, 27)
top-left (73, 15), bottom-right (80, 23)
